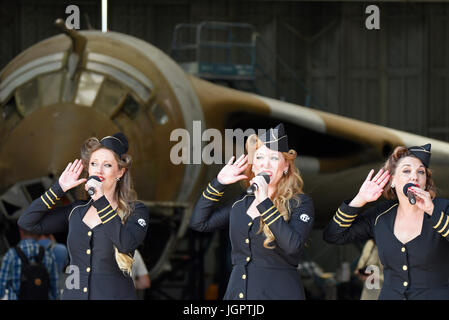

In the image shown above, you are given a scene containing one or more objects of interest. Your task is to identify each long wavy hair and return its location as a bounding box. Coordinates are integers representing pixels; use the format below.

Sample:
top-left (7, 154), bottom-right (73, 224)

top-left (382, 146), bottom-right (436, 200)
top-left (80, 137), bottom-right (138, 275)
top-left (241, 134), bottom-right (305, 249)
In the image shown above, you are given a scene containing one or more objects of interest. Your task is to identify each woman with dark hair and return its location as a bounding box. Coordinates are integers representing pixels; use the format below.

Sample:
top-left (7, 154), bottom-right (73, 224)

top-left (190, 123), bottom-right (315, 300)
top-left (18, 133), bottom-right (149, 300)
top-left (323, 144), bottom-right (449, 300)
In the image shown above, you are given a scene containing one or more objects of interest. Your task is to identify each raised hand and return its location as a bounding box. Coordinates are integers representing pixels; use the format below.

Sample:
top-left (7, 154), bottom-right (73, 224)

top-left (58, 159), bottom-right (87, 192)
top-left (217, 154), bottom-right (249, 185)
top-left (350, 169), bottom-right (390, 207)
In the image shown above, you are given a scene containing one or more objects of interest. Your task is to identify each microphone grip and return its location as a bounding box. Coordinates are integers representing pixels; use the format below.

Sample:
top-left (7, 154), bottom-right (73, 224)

top-left (407, 191), bottom-right (416, 205)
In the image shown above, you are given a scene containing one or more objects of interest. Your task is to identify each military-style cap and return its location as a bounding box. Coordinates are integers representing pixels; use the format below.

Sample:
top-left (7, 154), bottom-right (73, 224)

top-left (408, 143), bottom-right (431, 168)
top-left (259, 123), bottom-right (289, 152)
top-left (100, 132), bottom-right (129, 157)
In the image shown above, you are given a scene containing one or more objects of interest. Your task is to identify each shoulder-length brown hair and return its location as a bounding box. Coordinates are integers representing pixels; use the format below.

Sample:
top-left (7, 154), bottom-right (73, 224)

top-left (80, 137), bottom-right (138, 275)
top-left (241, 134), bottom-right (305, 249)
top-left (382, 146), bottom-right (436, 200)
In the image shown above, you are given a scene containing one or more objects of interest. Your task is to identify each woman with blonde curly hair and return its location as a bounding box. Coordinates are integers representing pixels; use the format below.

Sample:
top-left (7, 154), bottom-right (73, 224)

top-left (18, 132), bottom-right (149, 300)
top-left (323, 144), bottom-right (449, 299)
top-left (190, 123), bottom-right (315, 300)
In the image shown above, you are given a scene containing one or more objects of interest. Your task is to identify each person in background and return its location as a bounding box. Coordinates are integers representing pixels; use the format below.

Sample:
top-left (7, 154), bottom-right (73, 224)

top-left (354, 239), bottom-right (384, 300)
top-left (0, 228), bottom-right (58, 300)
top-left (132, 249), bottom-right (150, 299)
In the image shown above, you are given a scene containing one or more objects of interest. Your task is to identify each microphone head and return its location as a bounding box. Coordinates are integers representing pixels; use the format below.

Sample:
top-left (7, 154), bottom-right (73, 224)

top-left (258, 172), bottom-right (271, 184)
top-left (87, 175), bottom-right (105, 182)
top-left (403, 183), bottom-right (418, 197)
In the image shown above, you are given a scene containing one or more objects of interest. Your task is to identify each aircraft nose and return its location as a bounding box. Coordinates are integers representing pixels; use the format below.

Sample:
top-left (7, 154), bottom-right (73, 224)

top-left (0, 102), bottom-right (119, 189)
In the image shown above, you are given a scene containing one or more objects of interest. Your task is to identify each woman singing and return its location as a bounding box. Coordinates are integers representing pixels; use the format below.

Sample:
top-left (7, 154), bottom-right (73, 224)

top-left (190, 123), bottom-right (315, 300)
top-left (323, 144), bottom-right (449, 299)
top-left (18, 133), bottom-right (149, 300)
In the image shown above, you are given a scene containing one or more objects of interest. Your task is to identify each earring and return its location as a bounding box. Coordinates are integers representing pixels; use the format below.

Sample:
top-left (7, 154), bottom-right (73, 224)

top-left (283, 170), bottom-right (288, 175)
top-left (115, 177), bottom-right (120, 182)
top-left (391, 183), bottom-right (395, 188)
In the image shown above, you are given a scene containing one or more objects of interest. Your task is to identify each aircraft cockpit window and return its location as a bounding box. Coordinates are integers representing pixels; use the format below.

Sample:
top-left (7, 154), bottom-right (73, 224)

top-left (74, 71), bottom-right (104, 106)
top-left (93, 78), bottom-right (127, 117)
top-left (121, 94), bottom-right (140, 120)
top-left (151, 103), bottom-right (168, 125)
top-left (2, 96), bottom-right (18, 120)
top-left (15, 78), bottom-right (39, 116)
top-left (39, 72), bottom-right (63, 106)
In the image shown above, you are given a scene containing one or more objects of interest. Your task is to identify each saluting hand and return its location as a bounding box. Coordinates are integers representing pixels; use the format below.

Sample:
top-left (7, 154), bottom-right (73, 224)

top-left (59, 159), bottom-right (87, 192)
top-left (217, 154), bottom-right (249, 185)
top-left (350, 169), bottom-right (390, 207)
top-left (409, 186), bottom-right (434, 215)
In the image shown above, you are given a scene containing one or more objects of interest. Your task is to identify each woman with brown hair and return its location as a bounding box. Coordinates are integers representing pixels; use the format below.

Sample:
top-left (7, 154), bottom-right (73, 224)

top-left (323, 144), bottom-right (449, 299)
top-left (18, 133), bottom-right (149, 300)
top-left (190, 123), bottom-right (315, 300)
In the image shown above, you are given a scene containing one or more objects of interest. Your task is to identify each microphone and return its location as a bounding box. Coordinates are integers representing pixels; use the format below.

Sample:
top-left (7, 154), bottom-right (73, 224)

top-left (403, 183), bottom-right (418, 205)
top-left (247, 172), bottom-right (270, 195)
top-left (87, 176), bottom-right (104, 196)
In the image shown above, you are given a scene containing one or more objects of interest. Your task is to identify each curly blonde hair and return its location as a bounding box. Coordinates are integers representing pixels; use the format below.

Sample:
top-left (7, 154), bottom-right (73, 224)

top-left (80, 137), bottom-right (138, 275)
top-left (241, 134), bottom-right (305, 249)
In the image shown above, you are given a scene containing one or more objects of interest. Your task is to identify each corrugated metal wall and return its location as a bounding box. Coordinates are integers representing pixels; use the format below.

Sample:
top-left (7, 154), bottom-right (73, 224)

top-left (1, 1), bottom-right (448, 141)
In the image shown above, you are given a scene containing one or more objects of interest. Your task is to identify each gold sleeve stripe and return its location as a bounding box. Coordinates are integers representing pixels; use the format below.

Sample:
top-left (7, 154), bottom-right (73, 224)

top-left (442, 227), bottom-right (449, 238)
top-left (208, 183), bottom-right (224, 195)
top-left (263, 209), bottom-right (279, 222)
top-left (433, 211), bottom-right (444, 229)
top-left (100, 209), bottom-right (115, 220)
top-left (102, 213), bottom-right (118, 224)
top-left (202, 192), bottom-right (219, 202)
top-left (97, 204), bottom-right (111, 215)
top-left (260, 205), bottom-right (275, 217)
top-left (333, 216), bottom-right (351, 227)
top-left (45, 192), bottom-right (55, 205)
top-left (49, 188), bottom-right (60, 200)
top-left (438, 215), bottom-right (449, 234)
top-left (335, 211), bottom-right (356, 223)
top-left (206, 187), bottom-right (223, 197)
top-left (41, 196), bottom-right (51, 209)
top-left (337, 209), bottom-right (358, 219)
top-left (267, 213), bottom-right (283, 226)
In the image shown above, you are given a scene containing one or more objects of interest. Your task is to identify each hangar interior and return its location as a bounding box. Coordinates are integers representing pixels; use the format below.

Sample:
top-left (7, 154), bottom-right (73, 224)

top-left (0, 0), bottom-right (448, 300)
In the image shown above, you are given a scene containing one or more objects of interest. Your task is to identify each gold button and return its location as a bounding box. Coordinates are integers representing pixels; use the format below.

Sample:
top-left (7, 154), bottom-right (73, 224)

top-left (86, 249), bottom-right (91, 255)
top-left (403, 281), bottom-right (408, 287)
top-left (245, 238), bottom-right (249, 244)
top-left (88, 231), bottom-right (92, 236)
top-left (401, 247), bottom-right (406, 252)
top-left (242, 274), bottom-right (246, 280)
top-left (246, 257), bottom-right (250, 262)
top-left (86, 267), bottom-right (91, 273)
top-left (402, 265), bottom-right (408, 271)
top-left (83, 287), bottom-right (88, 293)
top-left (248, 222), bottom-right (252, 226)
top-left (239, 293), bottom-right (244, 299)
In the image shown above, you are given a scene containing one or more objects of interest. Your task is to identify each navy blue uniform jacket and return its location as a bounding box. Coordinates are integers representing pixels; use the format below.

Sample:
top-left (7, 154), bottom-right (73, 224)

top-left (323, 198), bottom-right (449, 300)
top-left (17, 181), bottom-right (149, 300)
top-left (190, 178), bottom-right (315, 300)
